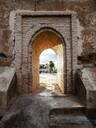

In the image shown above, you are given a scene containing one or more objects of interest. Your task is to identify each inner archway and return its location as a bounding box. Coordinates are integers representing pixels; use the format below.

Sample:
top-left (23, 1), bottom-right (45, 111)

top-left (39, 48), bottom-right (60, 94)
top-left (32, 28), bottom-right (65, 94)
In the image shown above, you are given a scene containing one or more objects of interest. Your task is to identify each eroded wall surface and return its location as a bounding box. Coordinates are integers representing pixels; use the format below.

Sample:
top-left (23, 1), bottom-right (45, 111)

top-left (0, 0), bottom-right (96, 94)
top-left (0, 0), bottom-right (96, 62)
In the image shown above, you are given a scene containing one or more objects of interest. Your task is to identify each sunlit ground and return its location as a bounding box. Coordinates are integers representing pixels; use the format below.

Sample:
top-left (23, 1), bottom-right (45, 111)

top-left (40, 73), bottom-right (63, 96)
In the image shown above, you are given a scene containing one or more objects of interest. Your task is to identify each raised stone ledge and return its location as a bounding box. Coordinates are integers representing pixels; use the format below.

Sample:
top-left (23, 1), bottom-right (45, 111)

top-left (15, 10), bottom-right (77, 16)
top-left (0, 67), bottom-right (16, 115)
top-left (76, 68), bottom-right (96, 109)
top-left (49, 108), bottom-right (92, 128)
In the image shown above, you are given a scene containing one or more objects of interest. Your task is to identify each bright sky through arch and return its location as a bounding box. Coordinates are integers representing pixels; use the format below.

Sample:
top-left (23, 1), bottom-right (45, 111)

top-left (39, 49), bottom-right (57, 66)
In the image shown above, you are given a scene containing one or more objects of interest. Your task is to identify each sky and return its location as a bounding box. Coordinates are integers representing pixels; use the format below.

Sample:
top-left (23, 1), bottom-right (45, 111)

top-left (39, 49), bottom-right (57, 66)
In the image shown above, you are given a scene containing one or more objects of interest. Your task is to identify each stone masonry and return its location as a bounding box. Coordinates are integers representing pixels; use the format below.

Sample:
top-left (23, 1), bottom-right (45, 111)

top-left (13, 11), bottom-right (78, 94)
top-left (0, 0), bottom-right (96, 94)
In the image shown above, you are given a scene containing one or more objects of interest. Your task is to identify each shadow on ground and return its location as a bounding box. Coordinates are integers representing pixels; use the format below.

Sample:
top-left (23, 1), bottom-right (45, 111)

top-left (0, 88), bottom-right (87, 128)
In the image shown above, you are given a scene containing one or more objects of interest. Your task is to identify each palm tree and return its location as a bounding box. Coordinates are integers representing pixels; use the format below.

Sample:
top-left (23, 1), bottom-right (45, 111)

top-left (49, 61), bottom-right (55, 73)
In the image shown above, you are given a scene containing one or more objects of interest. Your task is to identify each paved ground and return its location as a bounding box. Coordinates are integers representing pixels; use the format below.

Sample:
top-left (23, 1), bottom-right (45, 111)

top-left (0, 88), bottom-right (85, 128)
top-left (40, 73), bottom-right (63, 96)
top-left (0, 73), bottom-right (95, 128)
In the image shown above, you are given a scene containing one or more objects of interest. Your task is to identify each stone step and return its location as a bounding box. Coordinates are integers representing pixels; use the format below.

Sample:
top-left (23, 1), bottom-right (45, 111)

top-left (49, 108), bottom-right (93, 128)
top-left (49, 107), bottom-right (86, 115)
top-left (76, 68), bottom-right (96, 109)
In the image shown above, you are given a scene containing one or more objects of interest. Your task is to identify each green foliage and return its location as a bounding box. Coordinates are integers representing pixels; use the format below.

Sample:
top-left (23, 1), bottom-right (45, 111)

top-left (49, 61), bottom-right (55, 73)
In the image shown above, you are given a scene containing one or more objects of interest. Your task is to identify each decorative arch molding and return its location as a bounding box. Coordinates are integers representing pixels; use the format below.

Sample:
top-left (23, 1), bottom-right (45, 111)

top-left (28, 28), bottom-right (66, 93)
top-left (28, 27), bottom-right (66, 46)
top-left (14, 10), bottom-right (78, 94)
top-left (24, 26), bottom-right (66, 47)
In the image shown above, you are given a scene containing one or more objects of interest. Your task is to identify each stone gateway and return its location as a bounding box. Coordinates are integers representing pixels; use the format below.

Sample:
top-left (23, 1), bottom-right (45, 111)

top-left (0, 1), bottom-right (96, 128)
top-left (13, 11), bottom-right (78, 94)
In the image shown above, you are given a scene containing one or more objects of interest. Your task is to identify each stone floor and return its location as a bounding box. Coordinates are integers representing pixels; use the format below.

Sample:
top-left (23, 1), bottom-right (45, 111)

top-left (40, 73), bottom-right (64, 96)
top-left (0, 87), bottom-right (94, 128)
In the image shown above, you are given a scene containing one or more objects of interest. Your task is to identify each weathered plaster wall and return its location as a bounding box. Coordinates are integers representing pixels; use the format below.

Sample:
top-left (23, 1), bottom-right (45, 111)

top-left (0, 0), bottom-right (96, 64)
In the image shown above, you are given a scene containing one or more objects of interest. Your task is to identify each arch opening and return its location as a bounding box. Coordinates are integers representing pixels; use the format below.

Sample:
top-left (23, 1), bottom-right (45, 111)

top-left (32, 29), bottom-right (65, 94)
top-left (39, 48), bottom-right (60, 94)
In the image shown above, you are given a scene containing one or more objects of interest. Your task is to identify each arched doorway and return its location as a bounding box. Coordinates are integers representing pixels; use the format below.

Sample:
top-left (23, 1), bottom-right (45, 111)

top-left (14, 11), bottom-right (78, 94)
top-left (32, 28), bottom-right (65, 93)
top-left (39, 48), bottom-right (58, 93)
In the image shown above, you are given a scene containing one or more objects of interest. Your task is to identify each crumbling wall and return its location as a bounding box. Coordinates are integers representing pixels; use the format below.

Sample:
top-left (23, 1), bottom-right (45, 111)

top-left (0, 0), bottom-right (96, 64)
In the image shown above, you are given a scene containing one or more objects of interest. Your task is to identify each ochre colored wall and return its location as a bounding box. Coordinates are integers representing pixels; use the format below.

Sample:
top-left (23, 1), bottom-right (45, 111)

top-left (53, 44), bottom-right (64, 93)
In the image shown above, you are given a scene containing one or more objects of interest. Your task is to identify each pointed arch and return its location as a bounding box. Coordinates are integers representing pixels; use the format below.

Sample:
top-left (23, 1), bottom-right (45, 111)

top-left (28, 27), bottom-right (67, 93)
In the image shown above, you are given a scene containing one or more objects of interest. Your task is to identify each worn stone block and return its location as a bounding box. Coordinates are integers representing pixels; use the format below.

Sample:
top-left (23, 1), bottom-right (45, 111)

top-left (0, 67), bottom-right (16, 115)
top-left (76, 68), bottom-right (96, 109)
top-left (49, 108), bottom-right (93, 128)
